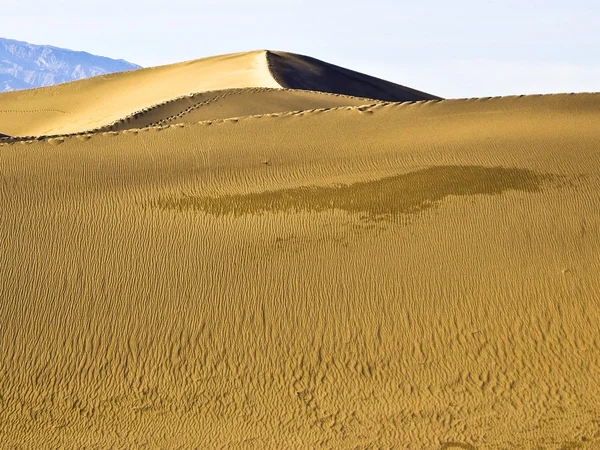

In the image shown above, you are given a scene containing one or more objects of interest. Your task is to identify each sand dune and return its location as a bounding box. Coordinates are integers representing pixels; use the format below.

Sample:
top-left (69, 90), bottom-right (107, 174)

top-left (106, 87), bottom-right (385, 132)
top-left (0, 51), bottom-right (277, 136)
top-left (1, 90), bottom-right (600, 448)
top-left (0, 50), bottom-right (438, 138)
top-left (267, 51), bottom-right (441, 102)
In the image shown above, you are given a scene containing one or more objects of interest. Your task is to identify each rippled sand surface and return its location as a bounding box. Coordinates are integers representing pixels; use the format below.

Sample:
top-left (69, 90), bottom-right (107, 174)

top-left (1, 92), bottom-right (600, 448)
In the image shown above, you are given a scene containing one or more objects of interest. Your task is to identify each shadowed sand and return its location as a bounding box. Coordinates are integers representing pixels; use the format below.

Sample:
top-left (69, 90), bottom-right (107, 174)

top-left (266, 50), bottom-right (441, 102)
top-left (0, 65), bottom-right (600, 449)
top-left (157, 165), bottom-right (553, 217)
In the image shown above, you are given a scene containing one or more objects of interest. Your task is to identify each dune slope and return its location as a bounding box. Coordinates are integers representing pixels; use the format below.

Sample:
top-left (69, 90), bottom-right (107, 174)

top-left (1, 94), bottom-right (600, 449)
top-left (0, 51), bottom-right (278, 137)
top-left (107, 88), bottom-right (384, 132)
top-left (267, 51), bottom-right (440, 102)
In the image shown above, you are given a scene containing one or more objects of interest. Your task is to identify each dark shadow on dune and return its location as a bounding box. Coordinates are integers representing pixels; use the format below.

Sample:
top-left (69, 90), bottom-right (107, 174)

top-left (266, 51), bottom-right (441, 102)
top-left (0, 132), bottom-right (11, 140)
top-left (156, 165), bottom-right (553, 218)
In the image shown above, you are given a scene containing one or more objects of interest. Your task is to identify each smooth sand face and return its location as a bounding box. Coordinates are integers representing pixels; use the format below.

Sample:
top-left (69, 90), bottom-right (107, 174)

top-left (0, 51), bottom-right (279, 136)
top-left (1, 92), bottom-right (600, 448)
top-left (266, 50), bottom-right (441, 102)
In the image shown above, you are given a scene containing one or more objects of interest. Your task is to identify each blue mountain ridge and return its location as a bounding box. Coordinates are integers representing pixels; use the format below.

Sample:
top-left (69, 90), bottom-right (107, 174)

top-left (0, 37), bottom-right (141, 92)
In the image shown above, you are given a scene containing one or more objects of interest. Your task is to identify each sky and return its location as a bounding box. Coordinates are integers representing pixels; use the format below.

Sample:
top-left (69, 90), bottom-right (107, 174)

top-left (3, 0), bottom-right (599, 98)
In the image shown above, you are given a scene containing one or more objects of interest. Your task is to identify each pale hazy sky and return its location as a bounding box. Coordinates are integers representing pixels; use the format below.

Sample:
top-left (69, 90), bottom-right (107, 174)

top-left (3, 0), bottom-right (599, 98)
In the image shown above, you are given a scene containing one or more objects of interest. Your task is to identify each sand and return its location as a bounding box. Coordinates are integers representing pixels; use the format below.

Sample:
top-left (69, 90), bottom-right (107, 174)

top-left (0, 50), bottom-right (437, 138)
top-left (0, 54), bottom-right (599, 449)
top-left (267, 51), bottom-right (441, 102)
top-left (0, 51), bottom-right (278, 137)
top-left (107, 88), bottom-right (387, 132)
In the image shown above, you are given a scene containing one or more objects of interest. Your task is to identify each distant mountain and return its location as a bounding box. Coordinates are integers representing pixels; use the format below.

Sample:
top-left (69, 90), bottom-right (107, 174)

top-left (0, 37), bottom-right (141, 92)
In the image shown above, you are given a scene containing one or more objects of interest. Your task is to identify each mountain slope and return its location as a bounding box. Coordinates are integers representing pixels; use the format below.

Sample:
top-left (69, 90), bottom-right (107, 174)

top-left (0, 50), bottom-right (439, 137)
top-left (0, 37), bottom-right (140, 92)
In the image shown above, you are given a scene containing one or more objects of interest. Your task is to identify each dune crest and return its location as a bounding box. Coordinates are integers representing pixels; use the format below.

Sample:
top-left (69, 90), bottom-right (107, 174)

top-left (0, 51), bottom-right (276, 136)
top-left (105, 88), bottom-right (385, 132)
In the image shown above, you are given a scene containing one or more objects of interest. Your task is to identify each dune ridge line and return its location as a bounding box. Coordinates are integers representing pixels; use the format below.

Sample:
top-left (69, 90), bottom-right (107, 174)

top-left (1, 92), bottom-right (597, 146)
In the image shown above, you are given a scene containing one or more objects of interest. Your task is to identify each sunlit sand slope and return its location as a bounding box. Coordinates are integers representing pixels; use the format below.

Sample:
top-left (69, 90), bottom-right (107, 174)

top-left (0, 51), bottom-right (278, 136)
top-left (1, 93), bottom-right (600, 448)
top-left (267, 50), bottom-right (441, 102)
top-left (108, 88), bottom-right (384, 132)
top-left (0, 50), bottom-right (437, 137)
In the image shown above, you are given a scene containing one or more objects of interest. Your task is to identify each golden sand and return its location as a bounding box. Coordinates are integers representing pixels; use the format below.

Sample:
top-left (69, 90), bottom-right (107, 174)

top-left (0, 50), bottom-right (437, 138)
top-left (107, 88), bottom-right (386, 132)
top-left (0, 51), bottom-right (278, 136)
top-left (0, 56), bottom-right (599, 448)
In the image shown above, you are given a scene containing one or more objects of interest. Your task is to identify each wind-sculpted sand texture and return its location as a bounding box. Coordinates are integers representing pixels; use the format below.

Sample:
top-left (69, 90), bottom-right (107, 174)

top-left (0, 50), bottom-right (437, 138)
top-left (1, 93), bottom-right (600, 448)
